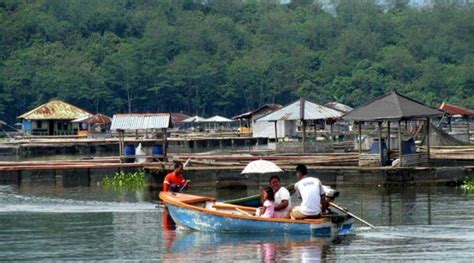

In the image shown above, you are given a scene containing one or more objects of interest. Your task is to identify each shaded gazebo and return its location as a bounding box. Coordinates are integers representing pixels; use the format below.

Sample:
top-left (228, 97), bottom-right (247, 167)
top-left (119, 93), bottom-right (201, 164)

top-left (343, 91), bottom-right (443, 167)
top-left (179, 115), bottom-right (207, 131)
top-left (203, 115), bottom-right (235, 131)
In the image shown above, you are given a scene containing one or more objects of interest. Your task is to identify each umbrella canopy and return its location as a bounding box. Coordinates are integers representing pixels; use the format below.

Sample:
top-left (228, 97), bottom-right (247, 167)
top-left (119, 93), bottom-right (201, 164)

top-left (181, 115), bottom-right (207, 123)
top-left (241, 160), bottom-right (283, 174)
top-left (205, 115), bottom-right (234, 122)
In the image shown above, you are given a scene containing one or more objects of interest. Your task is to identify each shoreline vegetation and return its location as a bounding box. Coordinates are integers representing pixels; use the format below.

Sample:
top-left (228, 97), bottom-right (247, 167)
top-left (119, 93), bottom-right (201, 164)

top-left (463, 178), bottom-right (474, 192)
top-left (100, 170), bottom-right (147, 190)
top-left (1, 0), bottom-right (473, 123)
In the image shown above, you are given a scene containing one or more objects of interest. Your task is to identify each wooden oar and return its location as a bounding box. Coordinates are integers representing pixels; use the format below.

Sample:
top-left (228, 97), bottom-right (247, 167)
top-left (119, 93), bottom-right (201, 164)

top-left (329, 202), bottom-right (375, 228)
top-left (177, 158), bottom-right (192, 193)
top-left (178, 181), bottom-right (189, 193)
top-left (236, 208), bottom-right (253, 217)
top-left (183, 157), bottom-right (192, 167)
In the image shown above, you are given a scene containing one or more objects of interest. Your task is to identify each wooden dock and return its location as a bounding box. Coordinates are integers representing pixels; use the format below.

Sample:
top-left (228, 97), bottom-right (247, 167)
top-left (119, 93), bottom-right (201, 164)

top-left (0, 136), bottom-right (268, 156)
top-left (0, 153), bottom-right (472, 188)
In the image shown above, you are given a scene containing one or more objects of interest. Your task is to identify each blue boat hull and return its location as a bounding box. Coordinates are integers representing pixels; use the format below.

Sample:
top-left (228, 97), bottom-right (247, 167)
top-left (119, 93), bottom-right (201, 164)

top-left (166, 202), bottom-right (352, 237)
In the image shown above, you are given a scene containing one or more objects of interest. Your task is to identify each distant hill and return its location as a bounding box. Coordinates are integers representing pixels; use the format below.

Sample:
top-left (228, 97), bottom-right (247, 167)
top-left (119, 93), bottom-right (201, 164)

top-left (0, 0), bottom-right (472, 124)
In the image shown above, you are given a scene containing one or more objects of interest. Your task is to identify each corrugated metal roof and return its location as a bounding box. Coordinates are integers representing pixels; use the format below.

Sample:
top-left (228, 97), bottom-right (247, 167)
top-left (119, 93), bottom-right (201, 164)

top-left (170, 113), bottom-right (190, 124)
top-left (257, 99), bottom-right (342, 122)
top-left (110, 114), bottom-right (171, 130)
top-left (18, 100), bottom-right (91, 120)
top-left (204, 115), bottom-right (234, 122)
top-left (343, 91), bottom-right (443, 121)
top-left (233, 104), bottom-right (282, 119)
top-left (72, 114), bottom-right (112, 124)
top-left (439, 102), bottom-right (474, 116)
top-left (87, 114), bottom-right (112, 125)
top-left (325, 102), bottom-right (353, 113)
top-left (71, 115), bottom-right (93, 123)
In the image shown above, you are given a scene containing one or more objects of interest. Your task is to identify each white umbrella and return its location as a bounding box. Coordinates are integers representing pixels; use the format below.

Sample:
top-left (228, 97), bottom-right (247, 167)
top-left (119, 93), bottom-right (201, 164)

top-left (241, 160), bottom-right (283, 174)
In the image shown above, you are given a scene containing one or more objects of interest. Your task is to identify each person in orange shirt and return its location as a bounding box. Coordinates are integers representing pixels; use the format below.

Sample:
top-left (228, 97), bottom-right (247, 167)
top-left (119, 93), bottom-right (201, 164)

top-left (163, 161), bottom-right (190, 192)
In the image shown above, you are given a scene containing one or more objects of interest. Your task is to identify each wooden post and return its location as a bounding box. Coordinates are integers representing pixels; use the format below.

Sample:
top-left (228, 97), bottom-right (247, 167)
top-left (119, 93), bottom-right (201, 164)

top-left (358, 122), bottom-right (362, 154)
top-left (118, 129), bottom-right (124, 163)
top-left (426, 118), bottom-right (430, 160)
top-left (398, 120), bottom-right (403, 167)
top-left (378, 121), bottom-right (383, 166)
top-left (162, 128), bottom-right (168, 158)
top-left (387, 121), bottom-right (391, 153)
top-left (118, 131), bottom-right (122, 157)
top-left (302, 120), bottom-right (306, 153)
top-left (330, 121), bottom-right (334, 141)
top-left (274, 121), bottom-right (278, 142)
top-left (314, 122), bottom-right (317, 152)
top-left (466, 116), bottom-right (470, 144)
top-left (121, 131), bottom-right (124, 157)
top-left (300, 98), bottom-right (306, 153)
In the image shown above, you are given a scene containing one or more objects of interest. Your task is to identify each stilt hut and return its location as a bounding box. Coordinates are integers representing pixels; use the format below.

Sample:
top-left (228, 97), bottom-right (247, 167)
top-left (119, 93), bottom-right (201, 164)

top-left (71, 113), bottom-right (112, 136)
top-left (232, 104), bottom-right (282, 136)
top-left (439, 102), bottom-right (473, 144)
top-left (18, 100), bottom-right (91, 136)
top-left (343, 91), bottom-right (443, 167)
top-left (257, 98), bottom-right (342, 153)
top-left (110, 113), bottom-right (171, 162)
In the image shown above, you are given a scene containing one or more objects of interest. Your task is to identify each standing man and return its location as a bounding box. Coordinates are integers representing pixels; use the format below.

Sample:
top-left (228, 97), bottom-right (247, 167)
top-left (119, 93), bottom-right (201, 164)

top-left (289, 164), bottom-right (326, 220)
top-left (163, 161), bottom-right (190, 192)
top-left (269, 175), bottom-right (292, 218)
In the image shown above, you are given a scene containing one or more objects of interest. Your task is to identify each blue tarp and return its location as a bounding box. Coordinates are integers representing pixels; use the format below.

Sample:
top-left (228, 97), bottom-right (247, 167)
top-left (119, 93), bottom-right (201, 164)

top-left (22, 120), bottom-right (31, 131)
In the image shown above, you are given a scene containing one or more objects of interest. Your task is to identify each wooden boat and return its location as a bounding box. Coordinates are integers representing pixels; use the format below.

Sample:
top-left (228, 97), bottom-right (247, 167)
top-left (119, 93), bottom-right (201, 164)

top-left (224, 184), bottom-right (295, 207)
top-left (223, 184), bottom-right (340, 208)
top-left (159, 192), bottom-right (353, 237)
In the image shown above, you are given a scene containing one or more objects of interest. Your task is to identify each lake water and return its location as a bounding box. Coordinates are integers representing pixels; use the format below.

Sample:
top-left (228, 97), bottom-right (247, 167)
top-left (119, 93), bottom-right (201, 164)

top-left (0, 181), bottom-right (473, 261)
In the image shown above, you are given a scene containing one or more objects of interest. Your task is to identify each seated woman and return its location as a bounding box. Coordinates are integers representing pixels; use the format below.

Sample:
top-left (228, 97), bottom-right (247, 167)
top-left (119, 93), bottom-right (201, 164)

top-left (255, 187), bottom-right (275, 218)
top-left (269, 175), bottom-right (291, 218)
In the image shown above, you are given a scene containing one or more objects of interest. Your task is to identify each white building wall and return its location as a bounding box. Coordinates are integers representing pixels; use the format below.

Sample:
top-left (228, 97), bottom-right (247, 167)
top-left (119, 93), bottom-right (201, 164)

top-left (253, 120), bottom-right (297, 138)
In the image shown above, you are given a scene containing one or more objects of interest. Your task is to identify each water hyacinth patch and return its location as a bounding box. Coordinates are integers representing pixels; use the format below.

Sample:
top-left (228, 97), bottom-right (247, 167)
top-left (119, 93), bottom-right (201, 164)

top-left (101, 170), bottom-right (147, 190)
top-left (462, 178), bottom-right (474, 192)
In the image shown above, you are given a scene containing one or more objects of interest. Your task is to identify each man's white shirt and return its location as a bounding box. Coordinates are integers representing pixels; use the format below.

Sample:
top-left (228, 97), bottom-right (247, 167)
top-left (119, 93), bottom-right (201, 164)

top-left (294, 177), bottom-right (325, 215)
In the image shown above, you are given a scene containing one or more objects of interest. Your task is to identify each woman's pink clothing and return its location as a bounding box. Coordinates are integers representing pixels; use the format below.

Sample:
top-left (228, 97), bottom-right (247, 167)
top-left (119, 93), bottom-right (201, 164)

top-left (273, 211), bottom-right (287, 218)
top-left (258, 200), bottom-right (275, 218)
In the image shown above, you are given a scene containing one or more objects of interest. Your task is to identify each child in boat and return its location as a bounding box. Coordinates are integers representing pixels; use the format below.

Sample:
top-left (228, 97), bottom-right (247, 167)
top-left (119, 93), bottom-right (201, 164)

top-left (256, 187), bottom-right (275, 218)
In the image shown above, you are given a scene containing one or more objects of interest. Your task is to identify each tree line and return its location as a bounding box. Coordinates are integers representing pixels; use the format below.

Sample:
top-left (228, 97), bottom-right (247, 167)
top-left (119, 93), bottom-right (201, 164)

top-left (1, 0), bottom-right (473, 124)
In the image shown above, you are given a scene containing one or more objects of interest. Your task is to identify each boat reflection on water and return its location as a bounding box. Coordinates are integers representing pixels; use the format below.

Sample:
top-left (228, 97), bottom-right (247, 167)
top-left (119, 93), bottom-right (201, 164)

top-left (160, 209), bottom-right (348, 262)
top-left (162, 207), bottom-right (178, 256)
top-left (162, 207), bottom-right (176, 231)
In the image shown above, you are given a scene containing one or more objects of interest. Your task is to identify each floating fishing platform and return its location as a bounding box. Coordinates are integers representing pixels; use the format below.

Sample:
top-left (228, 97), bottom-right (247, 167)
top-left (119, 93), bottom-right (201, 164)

top-left (0, 136), bottom-right (269, 156)
top-left (0, 152), bottom-right (472, 188)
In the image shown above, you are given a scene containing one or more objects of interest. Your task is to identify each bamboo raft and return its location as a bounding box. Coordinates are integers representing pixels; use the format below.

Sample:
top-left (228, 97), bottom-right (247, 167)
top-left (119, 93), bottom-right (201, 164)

top-left (172, 153), bottom-right (360, 167)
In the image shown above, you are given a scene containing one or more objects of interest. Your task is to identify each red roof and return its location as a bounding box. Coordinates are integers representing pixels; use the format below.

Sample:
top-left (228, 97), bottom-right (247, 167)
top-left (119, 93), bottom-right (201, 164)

top-left (86, 114), bottom-right (112, 125)
top-left (439, 102), bottom-right (474, 116)
top-left (170, 113), bottom-right (190, 123)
